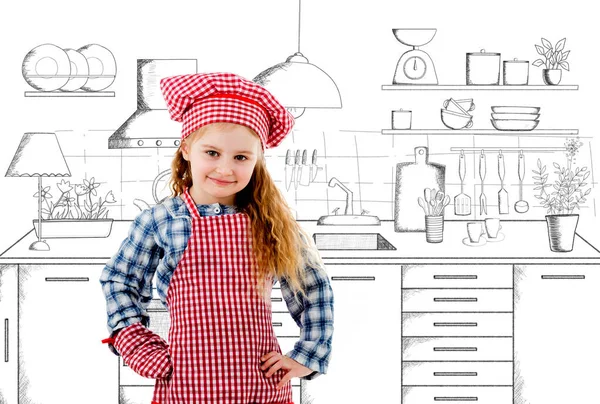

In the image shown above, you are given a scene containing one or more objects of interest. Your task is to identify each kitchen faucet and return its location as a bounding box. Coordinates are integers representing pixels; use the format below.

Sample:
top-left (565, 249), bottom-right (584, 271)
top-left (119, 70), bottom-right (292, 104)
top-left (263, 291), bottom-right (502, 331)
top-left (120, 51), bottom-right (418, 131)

top-left (328, 177), bottom-right (353, 215)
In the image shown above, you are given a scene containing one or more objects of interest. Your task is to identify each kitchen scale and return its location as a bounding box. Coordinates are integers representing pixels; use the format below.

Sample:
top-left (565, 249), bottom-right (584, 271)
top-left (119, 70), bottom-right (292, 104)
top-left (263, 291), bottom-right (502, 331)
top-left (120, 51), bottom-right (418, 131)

top-left (392, 28), bottom-right (439, 85)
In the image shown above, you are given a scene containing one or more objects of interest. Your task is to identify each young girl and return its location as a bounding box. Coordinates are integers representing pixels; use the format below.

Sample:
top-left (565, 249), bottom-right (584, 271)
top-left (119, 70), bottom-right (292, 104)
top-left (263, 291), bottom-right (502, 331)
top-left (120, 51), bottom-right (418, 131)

top-left (99, 72), bottom-right (334, 404)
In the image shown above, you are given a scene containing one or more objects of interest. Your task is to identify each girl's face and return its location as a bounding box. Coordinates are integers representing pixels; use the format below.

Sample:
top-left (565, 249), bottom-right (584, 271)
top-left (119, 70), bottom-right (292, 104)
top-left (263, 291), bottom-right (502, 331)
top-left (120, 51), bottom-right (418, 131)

top-left (181, 123), bottom-right (261, 206)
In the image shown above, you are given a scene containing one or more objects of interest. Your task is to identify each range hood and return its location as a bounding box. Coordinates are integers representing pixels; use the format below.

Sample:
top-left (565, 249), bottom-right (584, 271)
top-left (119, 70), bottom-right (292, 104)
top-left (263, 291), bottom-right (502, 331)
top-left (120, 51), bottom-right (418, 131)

top-left (108, 59), bottom-right (197, 149)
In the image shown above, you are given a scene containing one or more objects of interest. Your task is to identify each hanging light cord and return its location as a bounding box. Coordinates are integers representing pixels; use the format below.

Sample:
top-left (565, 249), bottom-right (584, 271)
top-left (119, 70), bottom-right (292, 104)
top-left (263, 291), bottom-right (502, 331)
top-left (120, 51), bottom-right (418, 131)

top-left (297, 0), bottom-right (302, 53)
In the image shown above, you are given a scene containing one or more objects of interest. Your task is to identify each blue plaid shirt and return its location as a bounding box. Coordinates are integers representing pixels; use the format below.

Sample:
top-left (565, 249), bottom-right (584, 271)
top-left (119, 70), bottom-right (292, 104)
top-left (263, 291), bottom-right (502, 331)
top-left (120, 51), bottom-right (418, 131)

top-left (99, 195), bottom-right (334, 379)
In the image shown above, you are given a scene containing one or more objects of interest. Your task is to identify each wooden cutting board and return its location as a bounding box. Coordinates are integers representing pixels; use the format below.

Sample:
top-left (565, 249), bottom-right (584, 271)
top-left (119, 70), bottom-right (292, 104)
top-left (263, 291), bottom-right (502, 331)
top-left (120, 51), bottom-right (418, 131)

top-left (395, 146), bottom-right (446, 232)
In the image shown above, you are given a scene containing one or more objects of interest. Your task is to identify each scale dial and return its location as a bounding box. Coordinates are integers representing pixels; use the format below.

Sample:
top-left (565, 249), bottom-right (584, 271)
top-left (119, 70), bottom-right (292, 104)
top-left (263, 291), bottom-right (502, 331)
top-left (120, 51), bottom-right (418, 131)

top-left (403, 56), bottom-right (427, 80)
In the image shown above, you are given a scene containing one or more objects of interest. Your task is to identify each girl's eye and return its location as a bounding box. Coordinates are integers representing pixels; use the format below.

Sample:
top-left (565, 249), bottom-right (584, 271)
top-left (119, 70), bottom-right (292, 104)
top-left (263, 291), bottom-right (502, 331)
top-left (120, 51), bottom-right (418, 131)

top-left (206, 150), bottom-right (218, 157)
top-left (235, 155), bottom-right (248, 161)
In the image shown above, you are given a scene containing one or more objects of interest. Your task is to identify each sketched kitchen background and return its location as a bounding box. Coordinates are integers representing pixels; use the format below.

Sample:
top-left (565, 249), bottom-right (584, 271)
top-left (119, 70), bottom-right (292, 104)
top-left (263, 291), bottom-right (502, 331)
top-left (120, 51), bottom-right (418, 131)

top-left (0, 0), bottom-right (598, 252)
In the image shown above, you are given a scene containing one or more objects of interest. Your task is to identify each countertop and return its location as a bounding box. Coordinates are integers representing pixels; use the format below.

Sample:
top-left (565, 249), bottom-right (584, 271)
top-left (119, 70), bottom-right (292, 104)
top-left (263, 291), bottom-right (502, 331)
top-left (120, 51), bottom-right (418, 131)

top-left (1, 220), bottom-right (599, 265)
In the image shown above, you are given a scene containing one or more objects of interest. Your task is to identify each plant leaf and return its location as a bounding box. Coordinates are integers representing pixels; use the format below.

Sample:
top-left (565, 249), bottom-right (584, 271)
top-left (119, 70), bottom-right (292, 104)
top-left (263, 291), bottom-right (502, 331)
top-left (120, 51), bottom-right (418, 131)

top-left (553, 162), bottom-right (561, 169)
top-left (555, 38), bottom-right (566, 52)
top-left (535, 45), bottom-right (546, 55)
top-left (532, 59), bottom-right (544, 67)
top-left (562, 50), bottom-right (570, 60)
top-left (559, 61), bottom-right (570, 71)
top-left (541, 38), bottom-right (553, 50)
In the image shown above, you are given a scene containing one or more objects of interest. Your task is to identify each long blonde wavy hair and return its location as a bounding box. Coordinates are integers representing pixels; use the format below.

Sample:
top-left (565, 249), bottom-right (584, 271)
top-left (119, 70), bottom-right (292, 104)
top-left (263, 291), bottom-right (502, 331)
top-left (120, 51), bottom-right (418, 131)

top-left (169, 122), bottom-right (323, 299)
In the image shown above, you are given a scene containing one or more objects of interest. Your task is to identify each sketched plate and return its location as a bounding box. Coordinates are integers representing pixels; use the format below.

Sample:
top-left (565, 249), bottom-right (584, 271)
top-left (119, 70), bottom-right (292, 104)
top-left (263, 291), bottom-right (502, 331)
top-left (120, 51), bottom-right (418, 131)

top-left (78, 44), bottom-right (116, 91)
top-left (491, 119), bottom-right (539, 131)
top-left (491, 113), bottom-right (539, 121)
top-left (491, 106), bottom-right (540, 114)
top-left (59, 49), bottom-right (89, 92)
top-left (22, 44), bottom-right (71, 91)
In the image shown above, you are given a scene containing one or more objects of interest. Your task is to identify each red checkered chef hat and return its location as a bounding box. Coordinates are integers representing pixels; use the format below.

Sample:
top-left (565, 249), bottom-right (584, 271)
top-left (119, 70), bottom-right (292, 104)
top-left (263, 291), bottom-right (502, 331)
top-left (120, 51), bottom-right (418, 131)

top-left (160, 72), bottom-right (294, 149)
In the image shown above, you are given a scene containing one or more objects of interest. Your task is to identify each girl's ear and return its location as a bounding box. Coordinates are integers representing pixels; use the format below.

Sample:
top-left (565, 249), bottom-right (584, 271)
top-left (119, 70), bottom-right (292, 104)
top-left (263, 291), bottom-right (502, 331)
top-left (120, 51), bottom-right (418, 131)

top-left (180, 140), bottom-right (190, 161)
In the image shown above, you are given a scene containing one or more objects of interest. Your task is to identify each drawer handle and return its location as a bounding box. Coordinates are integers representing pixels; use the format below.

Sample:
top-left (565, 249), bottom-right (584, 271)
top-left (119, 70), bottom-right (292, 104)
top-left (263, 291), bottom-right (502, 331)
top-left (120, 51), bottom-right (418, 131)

top-left (434, 397), bottom-right (478, 402)
top-left (434, 322), bottom-right (478, 327)
top-left (541, 275), bottom-right (585, 280)
top-left (4, 318), bottom-right (8, 363)
top-left (273, 322), bottom-right (283, 327)
top-left (434, 275), bottom-right (478, 280)
top-left (271, 297), bottom-right (283, 302)
top-left (434, 298), bottom-right (478, 302)
top-left (434, 372), bottom-right (477, 377)
top-left (331, 276), bottom-right (376, 281)
top-left (434, 347), bottom-right (477, 352)
top-left (45, 277), bottom-right (90, 282)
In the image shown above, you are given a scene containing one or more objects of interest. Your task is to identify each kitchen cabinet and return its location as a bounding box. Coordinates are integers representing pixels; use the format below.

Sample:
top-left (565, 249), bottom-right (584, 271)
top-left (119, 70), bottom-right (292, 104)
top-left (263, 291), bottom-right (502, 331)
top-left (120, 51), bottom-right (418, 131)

top-left (303, 264), bottom-right (402, 404)
top-left (514, 264), bottom-right (600, 404)
top-left (18, 264), bottom-right (117, 404)
top-left (402, 264), bottom-right (514, 404)
top-left (0, 265), bottom-right (18, 404)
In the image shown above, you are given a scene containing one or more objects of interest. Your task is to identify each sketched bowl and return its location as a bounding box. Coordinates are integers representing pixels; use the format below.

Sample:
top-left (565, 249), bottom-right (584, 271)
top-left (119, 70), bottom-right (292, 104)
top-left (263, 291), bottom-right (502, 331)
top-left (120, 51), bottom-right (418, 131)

top-left (491, 119), bottom-right (539, 131)
top-left (441, 109), bottom-right (473, 130)
top-left (392, 29), bottom-right (437, 47)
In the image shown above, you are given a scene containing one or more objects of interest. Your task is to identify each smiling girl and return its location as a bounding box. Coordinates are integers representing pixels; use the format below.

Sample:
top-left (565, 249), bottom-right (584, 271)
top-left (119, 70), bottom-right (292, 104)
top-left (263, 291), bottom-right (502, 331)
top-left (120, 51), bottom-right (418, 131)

top-left (100, 72), bottom-right (334, 404)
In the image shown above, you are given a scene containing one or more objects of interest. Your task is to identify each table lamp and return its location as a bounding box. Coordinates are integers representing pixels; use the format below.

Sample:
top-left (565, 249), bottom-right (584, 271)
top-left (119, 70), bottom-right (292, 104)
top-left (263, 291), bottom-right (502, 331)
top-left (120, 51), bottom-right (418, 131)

top-left (5, 132), bottom-right (71, 251)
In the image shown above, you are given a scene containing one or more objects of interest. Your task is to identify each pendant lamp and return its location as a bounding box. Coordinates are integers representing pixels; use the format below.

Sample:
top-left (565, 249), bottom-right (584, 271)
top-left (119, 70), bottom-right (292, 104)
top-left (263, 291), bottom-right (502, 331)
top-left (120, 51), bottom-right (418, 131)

top-left (253, 0), bottom-right (342, 118)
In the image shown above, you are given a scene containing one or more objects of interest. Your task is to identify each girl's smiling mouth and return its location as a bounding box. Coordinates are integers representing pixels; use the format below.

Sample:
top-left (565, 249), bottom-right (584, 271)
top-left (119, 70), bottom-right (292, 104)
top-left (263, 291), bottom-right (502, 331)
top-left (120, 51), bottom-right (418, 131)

top-left (209, 177), bottom-right (235, 185)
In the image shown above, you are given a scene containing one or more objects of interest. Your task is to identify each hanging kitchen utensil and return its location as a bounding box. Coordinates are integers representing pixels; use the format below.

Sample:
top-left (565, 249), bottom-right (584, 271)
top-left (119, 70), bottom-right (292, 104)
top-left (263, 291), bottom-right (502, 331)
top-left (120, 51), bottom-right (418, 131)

top-left (310, 149), bottom-right (319, 182)
top-left (300, 149), bottom-right (310, 186)
top-left (515, 150), bottom-right (529, 213)
top-left (498, 150), bottom-right (509, 214)
top-left (454, 149), bottom-right (471, 215)
top-left (479, 150), bottom-right (487, 215)
top-left (293, 149), bottom-right (302, 190)
top-left (395, 146), bottom-right (445, 232)
top-left (285, 149), bottom-right (295, 191)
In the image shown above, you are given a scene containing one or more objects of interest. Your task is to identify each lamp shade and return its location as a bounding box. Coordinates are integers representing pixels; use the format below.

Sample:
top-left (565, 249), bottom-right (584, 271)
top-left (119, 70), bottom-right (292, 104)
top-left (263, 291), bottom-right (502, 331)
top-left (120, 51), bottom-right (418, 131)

top-left (5, 132), bottom-right (71, 177)
top-left (254, 52), bottom-right (342, 109)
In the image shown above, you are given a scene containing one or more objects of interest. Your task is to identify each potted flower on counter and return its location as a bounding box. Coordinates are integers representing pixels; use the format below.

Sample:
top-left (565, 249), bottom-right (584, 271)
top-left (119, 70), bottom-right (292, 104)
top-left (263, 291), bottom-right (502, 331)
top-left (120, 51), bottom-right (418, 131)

top-left (33, 177), bottom-right (117, 238)
top-left (532, 138), bottom-right (591, 252)
top-left (532, 37), bottom-right (570, 85)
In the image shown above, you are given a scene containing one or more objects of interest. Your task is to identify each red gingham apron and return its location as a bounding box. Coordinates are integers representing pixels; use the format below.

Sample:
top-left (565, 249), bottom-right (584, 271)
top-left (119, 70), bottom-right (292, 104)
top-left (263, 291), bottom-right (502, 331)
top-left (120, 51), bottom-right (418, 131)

top-left (152, 189), bottom-right (293, 404)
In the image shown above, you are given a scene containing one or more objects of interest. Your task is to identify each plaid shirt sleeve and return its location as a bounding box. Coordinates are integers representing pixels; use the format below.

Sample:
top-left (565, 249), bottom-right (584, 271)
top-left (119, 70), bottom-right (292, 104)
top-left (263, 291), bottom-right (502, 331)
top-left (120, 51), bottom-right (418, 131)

top-left (280, 263), bottom-right (334, 380)
top-left (99, 209), bottom-right (162, 355)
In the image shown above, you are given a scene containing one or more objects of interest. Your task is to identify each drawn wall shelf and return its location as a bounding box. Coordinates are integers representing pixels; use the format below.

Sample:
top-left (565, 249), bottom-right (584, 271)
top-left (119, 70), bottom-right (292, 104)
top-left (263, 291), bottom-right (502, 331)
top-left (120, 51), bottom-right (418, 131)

top-left (381, 129), bottom-right (579, 136)
top-left (381, 84), bottom-right (579, 91)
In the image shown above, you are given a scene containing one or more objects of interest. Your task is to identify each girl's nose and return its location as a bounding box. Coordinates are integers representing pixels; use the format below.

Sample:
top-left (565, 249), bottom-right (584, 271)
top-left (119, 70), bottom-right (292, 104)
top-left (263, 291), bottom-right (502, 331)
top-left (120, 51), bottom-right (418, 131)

top-left (215, 163), bottom-right (233, 175)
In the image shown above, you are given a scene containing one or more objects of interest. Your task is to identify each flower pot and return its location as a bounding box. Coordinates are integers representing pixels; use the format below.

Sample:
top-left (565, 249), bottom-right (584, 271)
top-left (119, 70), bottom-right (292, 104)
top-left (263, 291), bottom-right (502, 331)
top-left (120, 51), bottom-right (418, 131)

top-left (425, 215), bottom-right (444, 243)
top-left (542, 69), bottom-right (562, 85)
top-left (545, 214), bottom-right (579, 252)
top-left (33, 219), bottom-right (114, 238)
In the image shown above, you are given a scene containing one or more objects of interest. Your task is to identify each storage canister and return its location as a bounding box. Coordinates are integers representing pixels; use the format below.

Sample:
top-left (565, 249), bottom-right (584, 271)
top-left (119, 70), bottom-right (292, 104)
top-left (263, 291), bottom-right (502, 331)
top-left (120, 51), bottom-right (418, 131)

top-left (466, 49), bottom-right (501, 85)
top-left (392, 109), bottom-right (412, 129)
top-left (503, 58), bottom-right (529, 85)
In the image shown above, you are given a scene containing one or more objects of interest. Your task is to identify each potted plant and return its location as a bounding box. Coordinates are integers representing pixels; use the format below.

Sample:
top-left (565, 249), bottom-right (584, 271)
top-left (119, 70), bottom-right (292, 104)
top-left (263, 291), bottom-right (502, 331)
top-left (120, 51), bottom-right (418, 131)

top-left (33, 177), bottom-right (117, 238)
top-left (532, 37), bottom-right (570, 85)
top-left (532, 138), bottom-right (591, 252)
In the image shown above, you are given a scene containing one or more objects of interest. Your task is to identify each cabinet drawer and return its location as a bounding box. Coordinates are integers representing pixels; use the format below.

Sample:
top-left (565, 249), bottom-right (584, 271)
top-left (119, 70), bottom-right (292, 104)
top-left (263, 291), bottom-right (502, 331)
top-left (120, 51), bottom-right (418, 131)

top-left (402, 386), bottom-right (513, 404)
top-left (271, 287), bottom-right (288, 313)
top-left (403, 337), bottom-right (512, 361)
top-left (403, 312), bottom-right (513, 337)
top-left (403, 289), bottom-right (513, 312)
top-left (403, 265), bottom-right (513, 288)
top-left (272, 312), bottom-right (300, 337)
top-left (402, 361), bottom-right (513, 386)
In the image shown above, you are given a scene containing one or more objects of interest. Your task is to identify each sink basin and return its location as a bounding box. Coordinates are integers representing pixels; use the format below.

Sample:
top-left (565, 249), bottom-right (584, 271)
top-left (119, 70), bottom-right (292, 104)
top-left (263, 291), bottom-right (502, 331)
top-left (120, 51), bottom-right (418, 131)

top-left (316, 215), bottom-right (381, 226)
top-left (313, 233), bottom-right (396, 250)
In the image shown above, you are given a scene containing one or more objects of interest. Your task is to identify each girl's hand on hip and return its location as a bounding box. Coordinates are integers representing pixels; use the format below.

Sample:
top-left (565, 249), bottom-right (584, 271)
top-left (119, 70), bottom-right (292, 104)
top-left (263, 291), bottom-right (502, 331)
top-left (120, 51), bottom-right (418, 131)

top-left (260, 351), bottom-right (313, 389)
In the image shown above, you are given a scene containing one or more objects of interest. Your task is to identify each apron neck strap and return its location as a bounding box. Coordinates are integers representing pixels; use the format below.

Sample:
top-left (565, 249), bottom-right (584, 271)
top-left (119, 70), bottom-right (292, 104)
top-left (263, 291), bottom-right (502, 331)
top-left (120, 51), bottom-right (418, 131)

top-left (182, 188), bottom-right (201, 220)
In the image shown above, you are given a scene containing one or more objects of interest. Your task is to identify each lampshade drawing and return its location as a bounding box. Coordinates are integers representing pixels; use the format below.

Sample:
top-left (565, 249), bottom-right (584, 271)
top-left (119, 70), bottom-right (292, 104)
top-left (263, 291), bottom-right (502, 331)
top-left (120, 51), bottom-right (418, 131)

top-left (6, 132), bottom-right (71, 251)
top-left (253, 0), bottom-right (342, 118)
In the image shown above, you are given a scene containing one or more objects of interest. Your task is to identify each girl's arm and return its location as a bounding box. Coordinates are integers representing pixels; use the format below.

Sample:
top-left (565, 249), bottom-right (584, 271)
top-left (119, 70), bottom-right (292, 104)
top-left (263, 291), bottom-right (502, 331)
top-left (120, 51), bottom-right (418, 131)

top-left (279, 264), bottom-right (334, 380)
top-left (99, 208), bottom-right (162, 356)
